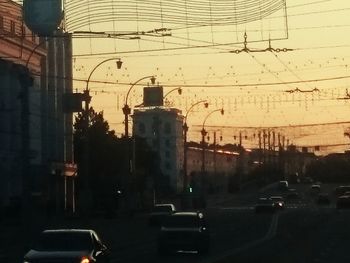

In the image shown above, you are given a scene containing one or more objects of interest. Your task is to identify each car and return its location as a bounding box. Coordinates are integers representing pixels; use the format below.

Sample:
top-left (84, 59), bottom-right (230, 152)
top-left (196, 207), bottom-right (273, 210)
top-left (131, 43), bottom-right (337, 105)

top-left (23, 229), bottom-right (110, 263)
top-left (278, 181), bottom-right (289, 191)
top-left (286, 189), bottom-right (300, 200)
top-left (335, 186), bottom-right (350, 196)
top-left (336, 195), bottom-right (350, 209)
top-left (270, 196), bottom-right (285, 209)
top-left (255, 198), bottom-right (276, 213)
top-left (300, 177), bottom-right (314, 184)
top-left (149, 203), bottom-right (176, 226)
top-left (157, 211), bottom-right (210, 255)
top-left (316, 193), bottom-right (330, 205)
top-left (310, 184), bottom-right (321, 192)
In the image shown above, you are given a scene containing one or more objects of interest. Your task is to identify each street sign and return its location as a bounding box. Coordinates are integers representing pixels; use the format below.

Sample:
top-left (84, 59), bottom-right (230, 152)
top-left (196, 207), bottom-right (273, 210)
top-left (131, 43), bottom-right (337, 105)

top-left (23, 0), bottom-right (62, 36)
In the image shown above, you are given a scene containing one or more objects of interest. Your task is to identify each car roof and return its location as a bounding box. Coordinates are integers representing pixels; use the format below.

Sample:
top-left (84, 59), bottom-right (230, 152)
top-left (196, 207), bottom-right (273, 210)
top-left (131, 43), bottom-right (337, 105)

top-left (154, 203), bottom-right (174, 207)
top-left (42, 229), bottom-right (95, 234)
top-left (172, 211), bottom-right (203, 217)
top-left (270, 196), bottom-right (283, 199)
top-left (257, 197), bottom-right (273, 202)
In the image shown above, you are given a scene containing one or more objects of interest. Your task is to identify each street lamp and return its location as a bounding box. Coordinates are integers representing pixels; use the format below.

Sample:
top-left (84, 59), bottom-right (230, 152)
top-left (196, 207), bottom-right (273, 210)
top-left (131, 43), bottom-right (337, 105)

top-left (84, 58), bottom-right (123, 113)
top-left (122, 75), bottom-right (156, 138)
top-left (201, 108), bottom-right (224, 183)
top-left (182, 100), bottom-right (209, 193)
top-left (80, 57), bottom-right (122, 214)
top-left (164, 87), bottom-right (182, 98)
top-left (121, 75), bottom-right (155, 213)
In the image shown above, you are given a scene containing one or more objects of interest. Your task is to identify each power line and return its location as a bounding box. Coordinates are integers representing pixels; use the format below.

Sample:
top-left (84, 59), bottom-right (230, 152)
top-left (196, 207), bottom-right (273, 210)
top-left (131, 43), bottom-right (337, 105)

top-left (23, 71), bottom-right (350, 88)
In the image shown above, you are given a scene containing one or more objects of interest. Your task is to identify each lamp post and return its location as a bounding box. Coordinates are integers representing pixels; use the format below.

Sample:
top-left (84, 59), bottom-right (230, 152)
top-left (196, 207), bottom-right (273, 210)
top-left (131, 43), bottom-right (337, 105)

top-left (81, 57), bottom-right (122, 214)
top-left (121, 75), bottom-right (155, 214)
top-left (164, 87), bottom-right (182, 98)
top-left (84, 58), bottom-right (123, 114)
top-left (122, 75), bottom-right (156, 138)
top-left (201, 108), bottom-right (224, 185)
top-left (182, 100), bottom-right (208, 193)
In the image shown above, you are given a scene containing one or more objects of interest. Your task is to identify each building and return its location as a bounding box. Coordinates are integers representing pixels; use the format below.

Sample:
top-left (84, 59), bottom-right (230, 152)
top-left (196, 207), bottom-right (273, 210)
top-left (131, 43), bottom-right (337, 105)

top-left (186, 146), bottom-right (239, 193)
top-left (0, 0), bottom-right (74, 214)
top-left (132, 107), bottom-right (184, 193)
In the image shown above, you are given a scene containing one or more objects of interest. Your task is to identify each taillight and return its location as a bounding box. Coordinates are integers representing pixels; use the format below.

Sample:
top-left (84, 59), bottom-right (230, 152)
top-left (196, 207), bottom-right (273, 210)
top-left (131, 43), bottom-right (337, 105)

top-left (81, 257), bottom-right (90, 263)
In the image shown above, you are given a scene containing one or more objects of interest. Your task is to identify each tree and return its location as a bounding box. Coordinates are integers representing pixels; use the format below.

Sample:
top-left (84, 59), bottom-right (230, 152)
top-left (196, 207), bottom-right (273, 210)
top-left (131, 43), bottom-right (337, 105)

top-left (73, 108), bottom-right (156, 213)
top-left (74, 108), bottom-right (126, 213)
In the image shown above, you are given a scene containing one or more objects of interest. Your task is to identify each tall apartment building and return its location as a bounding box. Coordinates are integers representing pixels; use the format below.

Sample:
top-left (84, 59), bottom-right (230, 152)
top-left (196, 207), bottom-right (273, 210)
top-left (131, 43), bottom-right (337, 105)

top-left (133, 107), bottom-right (184, 193)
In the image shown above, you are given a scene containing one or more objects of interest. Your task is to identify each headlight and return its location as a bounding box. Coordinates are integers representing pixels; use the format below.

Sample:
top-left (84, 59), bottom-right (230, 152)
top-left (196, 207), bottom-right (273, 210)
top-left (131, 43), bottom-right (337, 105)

top-left (81, 257), bottom-right (90, 263)
top-left (23, 261), bottom-right (31, 263)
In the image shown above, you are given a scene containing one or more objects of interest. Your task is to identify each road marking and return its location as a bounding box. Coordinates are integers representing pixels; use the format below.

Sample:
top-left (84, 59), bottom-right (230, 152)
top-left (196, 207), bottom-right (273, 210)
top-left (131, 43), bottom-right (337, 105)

top-left (265, 214), bottom-right (279, 239)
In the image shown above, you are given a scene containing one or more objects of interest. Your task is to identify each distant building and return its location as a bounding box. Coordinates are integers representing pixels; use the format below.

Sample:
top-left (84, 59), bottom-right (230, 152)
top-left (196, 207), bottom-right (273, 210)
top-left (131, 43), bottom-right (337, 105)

top-left (186, 147), bottom-right (239, 193)
top-left (186, 147), bottom-right (238, 176)
top-left (0, 0), bottom-right (74, 213)
top-left (132, 107), bottom-right (184, 193)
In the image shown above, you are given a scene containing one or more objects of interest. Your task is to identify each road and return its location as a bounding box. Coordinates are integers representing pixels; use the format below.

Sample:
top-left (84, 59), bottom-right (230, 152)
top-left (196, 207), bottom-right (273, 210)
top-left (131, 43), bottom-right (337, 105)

top-left (2, 183), bottom-right (350, 263)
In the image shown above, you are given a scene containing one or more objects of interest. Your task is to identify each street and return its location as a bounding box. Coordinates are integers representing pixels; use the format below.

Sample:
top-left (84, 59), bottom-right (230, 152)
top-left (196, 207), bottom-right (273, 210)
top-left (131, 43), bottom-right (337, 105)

top-left (2, 183), bottom-right (350, 263)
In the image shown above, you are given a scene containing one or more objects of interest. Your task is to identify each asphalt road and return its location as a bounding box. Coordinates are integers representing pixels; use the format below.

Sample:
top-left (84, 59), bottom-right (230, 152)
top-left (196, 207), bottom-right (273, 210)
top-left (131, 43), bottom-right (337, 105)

top-left (3, 183), bottom-right (349, 263)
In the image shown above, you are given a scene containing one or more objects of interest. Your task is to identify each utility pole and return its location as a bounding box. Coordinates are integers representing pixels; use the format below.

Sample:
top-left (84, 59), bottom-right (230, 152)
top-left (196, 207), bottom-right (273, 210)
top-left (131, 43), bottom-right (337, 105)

top-left (239, 131), bottom-right (242, 146)
top-left (258, 131), bottom-right (262, 165)
top-left (201, 128), bottom-right (207, 182)
top-left (213, 131), bottom-right (217, 176)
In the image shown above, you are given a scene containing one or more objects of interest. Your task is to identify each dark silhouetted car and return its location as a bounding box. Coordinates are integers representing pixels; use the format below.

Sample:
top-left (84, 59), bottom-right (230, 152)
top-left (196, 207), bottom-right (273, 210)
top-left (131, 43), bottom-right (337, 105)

top-left (23, 229), bottom-right (110, 263)
top-left (157, 212), bottom-right (210, 255)
top-left (335, 186), bottom-right (350, 197)
top-left (316, 193), bottom-right (330, 205)
top-left (255, 198), bottom-right (276, 213)
top-left (310, 184), bottom-right (321, 193)
top-left (270, 196), bottom-right (285, 210)
top-left (149, 203), bottom-right (176, 226)
top-left (286, 189), bottom-right (300, 200)
top-left (336, 195), bottom-right (350, 209)
top-left (278, 181), bottom-right (289, 191)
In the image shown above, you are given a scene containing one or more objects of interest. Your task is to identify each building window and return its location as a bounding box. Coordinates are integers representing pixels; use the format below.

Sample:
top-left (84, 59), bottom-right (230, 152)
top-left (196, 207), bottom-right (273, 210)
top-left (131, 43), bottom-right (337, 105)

top-left (165, 151), bottom-right (170, 158)
top-left (165, 139), bottom-right (170, 147)
top-left (138, 122), bottom-right (146, 134)
top-left (10, 21), bottom-right (15, 34)
top-left (0, 16), bottom-right (3, 30)
top-left (165, 162), bottom-right (171, 170)
top-left (164, 122), bottom-right (171, 134)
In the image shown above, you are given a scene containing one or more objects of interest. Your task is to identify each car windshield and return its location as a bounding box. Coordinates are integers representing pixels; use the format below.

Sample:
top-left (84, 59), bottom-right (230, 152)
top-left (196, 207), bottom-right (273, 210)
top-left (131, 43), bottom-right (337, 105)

top-left (257, 198), bottom-right (272, 204)
top-left (153, 205), bottom-right (172, 213)
top-left (163, 215), bottom-right (200, 228)
top-left (34, 232), bottom-right (93, 251)
top-left (270, 197), bottom-right (283, 201)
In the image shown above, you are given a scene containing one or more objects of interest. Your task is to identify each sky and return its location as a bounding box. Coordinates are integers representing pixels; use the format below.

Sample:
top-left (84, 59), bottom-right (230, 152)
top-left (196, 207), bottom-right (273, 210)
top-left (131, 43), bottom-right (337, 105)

top-left (64, 0), bottom-right (350, 155)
